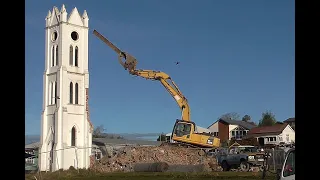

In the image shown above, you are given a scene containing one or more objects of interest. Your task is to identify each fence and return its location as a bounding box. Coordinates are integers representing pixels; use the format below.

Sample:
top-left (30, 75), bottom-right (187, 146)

top-left (265, 148), bottom-right (286, 172)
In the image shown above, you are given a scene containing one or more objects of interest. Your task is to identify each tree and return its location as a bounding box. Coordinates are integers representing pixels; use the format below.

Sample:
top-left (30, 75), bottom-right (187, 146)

top-left (258, 111), bottom-right (277, 127)
top-left (219, 112), bottom-right (240, 121)
top-left (242, 115), bottom-right (251, 122)
top-left (93, 125), bottom-right (106, 138)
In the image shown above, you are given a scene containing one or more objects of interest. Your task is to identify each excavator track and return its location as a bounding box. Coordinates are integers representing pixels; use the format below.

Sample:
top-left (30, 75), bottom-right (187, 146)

top-left (160, 141), bottom-right (215, 156)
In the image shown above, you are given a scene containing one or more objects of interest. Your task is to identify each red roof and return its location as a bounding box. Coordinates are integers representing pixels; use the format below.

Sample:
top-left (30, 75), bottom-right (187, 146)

top-left (248, 123), bottom-right (288, 135)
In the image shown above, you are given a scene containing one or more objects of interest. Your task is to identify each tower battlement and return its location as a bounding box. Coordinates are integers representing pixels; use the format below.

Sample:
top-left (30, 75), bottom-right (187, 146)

top-left (45, 4), bottom-right (89, 28)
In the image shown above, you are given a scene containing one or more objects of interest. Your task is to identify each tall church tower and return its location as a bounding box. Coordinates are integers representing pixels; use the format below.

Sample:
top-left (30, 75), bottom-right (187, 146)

top-left (39, 4), bottom-right (93, 172)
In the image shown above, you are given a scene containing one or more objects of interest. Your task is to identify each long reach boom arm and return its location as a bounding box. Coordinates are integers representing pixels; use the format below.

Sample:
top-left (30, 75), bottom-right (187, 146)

top-left (93, 30), bottom-right (190, 121)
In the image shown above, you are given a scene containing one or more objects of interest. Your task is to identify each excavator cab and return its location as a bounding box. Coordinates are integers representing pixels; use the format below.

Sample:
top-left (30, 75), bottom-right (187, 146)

top-left (172, 119), bottom-right (220, 148)
top-left (172, 120), bottom-right (194, 138)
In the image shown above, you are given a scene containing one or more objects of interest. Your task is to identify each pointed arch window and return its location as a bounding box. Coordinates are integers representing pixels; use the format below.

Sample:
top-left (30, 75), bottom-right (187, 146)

top-left (54, 82), bottom-right (58, 104)
top-left (71, 126), bottom-right (76, 146)
top-left (52, 46), bottom-right (55, 67)
top-left (51, 82), bottom-right (54, 105)
top-left (69, 45), bottom-right (73, 65)
top-left (49, 82), bottom-right (52, 105)
top-left (75, 46), bottom-right (79, 67)
top-left (55, 45), bottom-right (59, 66)
top-left (70, 82), bottom-right (73, 104)
top-left (75, 83), bottom-right (79, 104)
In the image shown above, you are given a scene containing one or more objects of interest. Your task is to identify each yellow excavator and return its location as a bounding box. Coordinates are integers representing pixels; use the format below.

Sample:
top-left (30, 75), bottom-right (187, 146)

top-left (93, 30), bottom-right (220, 149)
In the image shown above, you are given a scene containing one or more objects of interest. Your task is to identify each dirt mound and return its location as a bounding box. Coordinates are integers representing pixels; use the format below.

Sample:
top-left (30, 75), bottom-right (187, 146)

top-left (90, 144), bottom-right (221, 172)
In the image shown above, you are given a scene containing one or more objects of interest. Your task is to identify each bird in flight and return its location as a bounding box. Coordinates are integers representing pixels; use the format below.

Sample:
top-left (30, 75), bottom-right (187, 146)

top-left (175, 61), bottom-right (180, 65)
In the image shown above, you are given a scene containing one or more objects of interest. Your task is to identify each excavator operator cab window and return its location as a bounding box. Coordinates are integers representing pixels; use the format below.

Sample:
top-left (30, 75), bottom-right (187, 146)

top-left (184, 124), bottom-right (191, 133)
top-left (174, 123), bottom-right (192, 137)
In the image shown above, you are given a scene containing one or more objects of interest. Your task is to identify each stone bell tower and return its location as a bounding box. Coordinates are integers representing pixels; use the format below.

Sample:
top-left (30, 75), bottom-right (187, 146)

top-left (39, 4), bottom-right (93, 171)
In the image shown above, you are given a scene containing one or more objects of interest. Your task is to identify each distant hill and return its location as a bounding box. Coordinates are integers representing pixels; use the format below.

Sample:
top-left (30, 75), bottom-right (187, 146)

top-left (25, 133), bottom-right (161, 145)
top-left (25, 135), bottom-right (40, 145)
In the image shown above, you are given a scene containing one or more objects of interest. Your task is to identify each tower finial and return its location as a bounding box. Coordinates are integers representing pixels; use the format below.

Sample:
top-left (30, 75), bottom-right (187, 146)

top-left (46, 10), bottom-right (52, 19)
top-left (60, 4), bottom-right (66, 13)
top-left (82, 10), bottom-right (88, 19)
top-left (82, 10), bottom-right (89, 27)
top-left (60, 4), bottom-right (68, 22)
top-left (53, 6), bottom-right (60, 15)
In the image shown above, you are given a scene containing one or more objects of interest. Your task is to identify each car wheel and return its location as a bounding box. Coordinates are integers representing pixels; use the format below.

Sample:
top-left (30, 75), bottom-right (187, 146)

top-left (221, 161), bottom-right (229, 171)
top-left (240, 161), bottom-right (250, 172)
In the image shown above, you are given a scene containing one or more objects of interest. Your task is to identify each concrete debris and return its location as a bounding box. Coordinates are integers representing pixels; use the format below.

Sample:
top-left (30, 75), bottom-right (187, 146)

top-left (133, 162), bottom-right (169, 172)
top-left (90, 144), bottom-right (222, 172)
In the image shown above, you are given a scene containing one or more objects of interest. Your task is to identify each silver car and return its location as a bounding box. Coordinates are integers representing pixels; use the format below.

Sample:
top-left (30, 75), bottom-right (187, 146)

top-left (277, 148), bottom-right (295, 180)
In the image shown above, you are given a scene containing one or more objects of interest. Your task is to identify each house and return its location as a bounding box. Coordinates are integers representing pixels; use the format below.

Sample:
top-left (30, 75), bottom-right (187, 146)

top-left (245, 123), bottom-right (295, 146)
top-left (25, 142), bottom-right (40, 165)
top-left (25, 142), bottom-right (40, 173)
top-left (283, 117), bottom-right (295, 131)
top-left (207, 118), bottom-right (257, 142)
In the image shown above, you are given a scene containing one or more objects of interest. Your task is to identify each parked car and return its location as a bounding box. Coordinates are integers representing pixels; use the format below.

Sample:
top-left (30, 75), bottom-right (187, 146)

top-left (216, 145), bottom-right (266, 171)
top-left (276, 148), bottom-right (295, 180)
top-left (206, 147), bottom-right (228, 157)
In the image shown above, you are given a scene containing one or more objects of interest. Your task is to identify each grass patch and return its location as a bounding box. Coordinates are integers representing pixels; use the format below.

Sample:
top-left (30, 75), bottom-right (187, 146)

top-left (25, 170), bottom-right (277, 180)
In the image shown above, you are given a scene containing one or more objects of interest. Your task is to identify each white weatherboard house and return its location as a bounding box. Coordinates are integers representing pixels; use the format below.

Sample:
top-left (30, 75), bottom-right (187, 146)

top-left (245, 123), bottom-right (295, 146)
top-left (39, 5), bottom-right (93, 172)
top-left (207, 118), bottom-right (257, 142)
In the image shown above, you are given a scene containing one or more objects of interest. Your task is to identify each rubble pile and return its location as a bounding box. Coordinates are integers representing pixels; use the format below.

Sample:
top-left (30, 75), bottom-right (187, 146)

top-left (90, 144), bottom-right (222, 172)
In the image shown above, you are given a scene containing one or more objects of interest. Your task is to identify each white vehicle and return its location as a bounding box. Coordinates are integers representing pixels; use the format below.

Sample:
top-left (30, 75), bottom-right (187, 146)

top-left (277, 148), bottom-right (295, 180)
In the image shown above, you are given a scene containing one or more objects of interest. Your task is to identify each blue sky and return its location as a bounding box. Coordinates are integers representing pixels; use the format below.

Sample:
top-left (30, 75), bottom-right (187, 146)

top-left (25, 0), bottom-right (295, 135)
